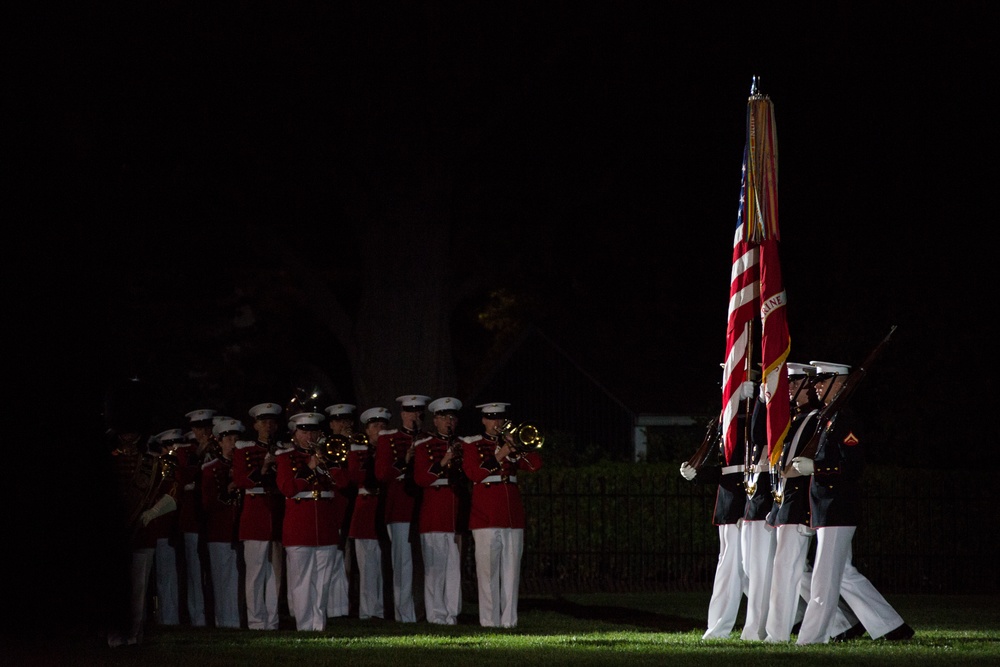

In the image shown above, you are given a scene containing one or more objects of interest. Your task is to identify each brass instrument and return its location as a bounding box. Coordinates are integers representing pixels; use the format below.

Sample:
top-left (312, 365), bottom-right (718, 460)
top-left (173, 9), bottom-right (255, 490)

top-left (316, 434), bottom-right (350, 467)
top-left (498, 420), bottom-right (544, 452)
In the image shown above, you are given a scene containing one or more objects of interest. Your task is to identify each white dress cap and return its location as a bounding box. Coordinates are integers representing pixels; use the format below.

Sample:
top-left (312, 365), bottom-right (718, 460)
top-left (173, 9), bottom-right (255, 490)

top-left (785, 362), bottom-right (815, 377)
top-left (289, 411), bottom-right (326, 431)
top-left (212, 418), bottom-right (245, 437)
top-left (809, 361), bottom-right (851, 375)
top-left (154, 428), bottom-right (185, 444)
top-left (249, 402), bottom-right (282, 420)
top-left (324, 403), bottom-right (357, 418)
top-left (396, 394), bottom-right (432, 408)
top-left (360, 407), bottom-right (392, 424)
top-left (475, 402), bottom-right (510, 416)
top-left (185, 408), bottom-right (217, 425)
top-left (428, 397), bottom-right (463, 414)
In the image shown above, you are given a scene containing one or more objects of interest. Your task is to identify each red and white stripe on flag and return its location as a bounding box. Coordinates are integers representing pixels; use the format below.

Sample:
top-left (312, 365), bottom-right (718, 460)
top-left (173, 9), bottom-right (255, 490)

top-left (721, 174), bottom-right (758, 465)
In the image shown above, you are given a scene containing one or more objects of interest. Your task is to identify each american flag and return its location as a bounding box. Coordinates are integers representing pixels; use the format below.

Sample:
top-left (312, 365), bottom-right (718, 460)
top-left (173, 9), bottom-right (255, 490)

top-left (721, 81), bottom-right (790, 465)
top-left (720, 154), bottom-right (759, 465)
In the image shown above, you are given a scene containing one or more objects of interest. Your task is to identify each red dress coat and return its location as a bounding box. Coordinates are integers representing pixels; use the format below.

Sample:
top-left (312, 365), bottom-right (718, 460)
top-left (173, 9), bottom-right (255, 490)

top-left (374, 428), bottom-right (421, 525)
top-left (347, 442), bottom-right (381, 540)
top-left (276, 446), bottom-right (350, 547)
top-left (201, 457), bottom-right (239, 544)
top-left (172, 442), bottom-right (204, 536)
top-left (232, 440), bottom-right (284, 542)
top-left (462, 435), bottom-right (542, 530)
top-left (412, 434), bottom-right (467, 534)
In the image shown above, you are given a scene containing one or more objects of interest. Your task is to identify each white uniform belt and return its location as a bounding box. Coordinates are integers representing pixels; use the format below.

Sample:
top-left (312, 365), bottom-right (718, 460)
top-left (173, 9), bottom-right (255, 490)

top-left (244, 488), bottom-right (267, 495)
top-left (750, 462), bottom-right (770, 473)
top-left (721, 465), bottom-right (745, 475)
top-left (357, 488), bottom-right (373, 496)
top-left (481, 475), bottom-right (517, 484)
top-left (293, 490), bottom-right (334, 499)
top-left (430, 478), bottom-right (449, 487)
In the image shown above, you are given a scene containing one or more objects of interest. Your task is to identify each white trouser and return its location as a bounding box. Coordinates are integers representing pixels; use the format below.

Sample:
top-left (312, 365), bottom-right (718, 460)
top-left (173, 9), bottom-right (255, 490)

top-left (183, 531), bottom-right (206, 626)
top-left (242, 539), bottom-right (280, 630)
top-left (286, 544), bottom-right (335, 631)
top-left (154, 537), bottom-right (179, 625)
top-left (421, 532), bottom-right (462, 625)
top-left (325, 545), bottom-right (349, 618)
top-left (388, 522), bottom-right (416, 622)
top-left (739, 519), bottom-right (775, 640)
top-left (703, 522), bottom-right (745, 639)
top-left (207, 541), bottom-right (240, 628)
top-left (797, 526), bottom-right (904, 644)
top-left (473, 527), bottom-right (524, 628)
top-left (354, 538), bottom-right (384, 619)
top-left (765, 524), bottom-right (813, 641)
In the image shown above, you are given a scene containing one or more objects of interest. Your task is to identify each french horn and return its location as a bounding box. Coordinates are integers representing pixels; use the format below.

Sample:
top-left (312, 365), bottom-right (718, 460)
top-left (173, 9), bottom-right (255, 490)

top-left (498, 420), bottom-right (544, 452)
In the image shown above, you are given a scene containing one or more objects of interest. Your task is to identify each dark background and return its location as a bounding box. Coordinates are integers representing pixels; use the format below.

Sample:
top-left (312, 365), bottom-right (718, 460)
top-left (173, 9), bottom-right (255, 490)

top-left (13, 3), bottom-right (994, 445)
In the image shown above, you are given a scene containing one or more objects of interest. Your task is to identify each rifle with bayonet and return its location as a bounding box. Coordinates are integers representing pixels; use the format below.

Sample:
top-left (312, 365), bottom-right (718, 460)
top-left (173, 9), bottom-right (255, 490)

top-left (784, 325), bottom-right (897, 475)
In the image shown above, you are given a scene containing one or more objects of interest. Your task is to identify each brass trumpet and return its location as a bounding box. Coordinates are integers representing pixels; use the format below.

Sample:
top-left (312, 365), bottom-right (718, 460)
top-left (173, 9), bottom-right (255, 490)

top-left (498, 420), bottom-right (544, 452)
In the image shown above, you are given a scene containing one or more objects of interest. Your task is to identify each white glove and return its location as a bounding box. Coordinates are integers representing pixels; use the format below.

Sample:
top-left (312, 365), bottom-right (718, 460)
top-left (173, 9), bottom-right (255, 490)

top-left (739, 380), bottom-right (757, 400)
top-left (140, 494), bottom-right (177, 526)
top-left (791, 457), bottom-right (815, 476)
top-left (679, 462), bottom-right (697, 481)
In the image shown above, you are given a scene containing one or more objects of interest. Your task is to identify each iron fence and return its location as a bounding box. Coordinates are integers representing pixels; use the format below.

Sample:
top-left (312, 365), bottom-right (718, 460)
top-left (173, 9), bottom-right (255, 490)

top-left (513, 465), bottom-right (992, 595)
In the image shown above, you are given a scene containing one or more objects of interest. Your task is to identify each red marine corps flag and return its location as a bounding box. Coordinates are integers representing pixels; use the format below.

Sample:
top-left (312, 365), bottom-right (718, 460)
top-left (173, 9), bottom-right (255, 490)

top-left (720, 77), bottom-right (790, 466)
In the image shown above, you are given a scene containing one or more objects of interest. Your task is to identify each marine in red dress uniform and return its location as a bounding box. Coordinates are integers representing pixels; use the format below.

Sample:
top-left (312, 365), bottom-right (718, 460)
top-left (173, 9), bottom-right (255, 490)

top-left (348, 407), bottom-right (392, 620)
top-left (462, 402), bottom-right (542, 628)
top-left (201, 418), bottom-right (243, 628)
top-left (374, 393), bottom-right (430, 623)
top-left (412, 397), bottom-right (467, 625)
top-left (322, 402), bottom-right (357, 619)
top-left (276, 411), bottom-right (350, 631)
top-left (103, 378), bottom-right (179, 647)
top-left (232, 402), bottom-right (285, 630)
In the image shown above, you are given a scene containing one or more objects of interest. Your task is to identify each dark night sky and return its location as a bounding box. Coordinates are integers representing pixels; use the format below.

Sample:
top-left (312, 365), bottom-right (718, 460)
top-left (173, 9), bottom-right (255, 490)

top-left (9, 3), bottom-right (996, 443)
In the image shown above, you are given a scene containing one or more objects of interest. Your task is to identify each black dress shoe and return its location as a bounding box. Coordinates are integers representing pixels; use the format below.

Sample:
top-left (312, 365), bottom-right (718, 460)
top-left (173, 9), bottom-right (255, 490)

top-left (883, 623), bottom-right (914, 641)
top-left (831, 622), bottom-right (865, 642)
top-left (791, 621), bottom-right (802, 634)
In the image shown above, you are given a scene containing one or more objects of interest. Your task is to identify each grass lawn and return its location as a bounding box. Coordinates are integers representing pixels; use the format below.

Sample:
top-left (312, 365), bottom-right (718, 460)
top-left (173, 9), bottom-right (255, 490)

top-left (9, 592), bottom-right (999, 666)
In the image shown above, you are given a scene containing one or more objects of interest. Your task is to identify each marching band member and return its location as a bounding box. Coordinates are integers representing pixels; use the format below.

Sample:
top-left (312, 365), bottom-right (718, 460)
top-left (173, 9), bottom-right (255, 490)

top-left (348, 406), bottom-right (392, 620)
top-left (462, 402), bottom-right (542, 628)
top-left (413, 397), bottom-right (467, 625)
top-left (374, 394), bottom-right (431, 622)
top-left (148, 428), bottom-right (185, 627)
top-left (177, 408), bottom-right (216, 627)
top-left (323, 403), bottom-right (358, 619)
top-left (103, 377), bottom-right (178, 647)
top-left (276, 411), bottom-right (350, 631)
top-left (201, 418), bottom-right (244, 628)
top-left (232, 402), bottom-right (285, 630)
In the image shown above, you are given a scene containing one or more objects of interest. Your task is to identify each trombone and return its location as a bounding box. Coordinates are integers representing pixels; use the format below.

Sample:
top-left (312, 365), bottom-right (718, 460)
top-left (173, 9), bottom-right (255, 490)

top-left (498, 420), bottom-right (544, 452)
